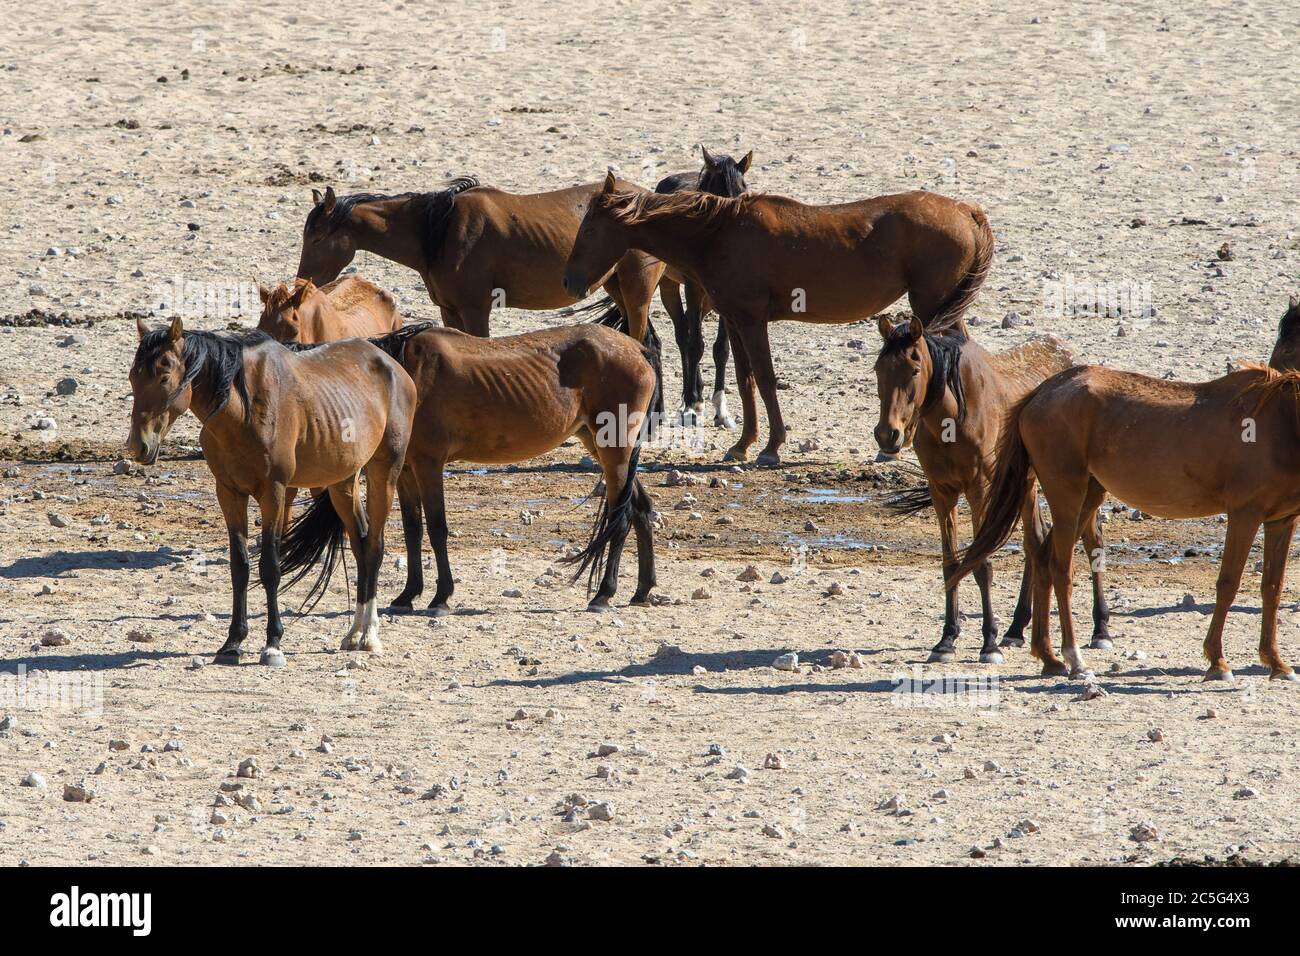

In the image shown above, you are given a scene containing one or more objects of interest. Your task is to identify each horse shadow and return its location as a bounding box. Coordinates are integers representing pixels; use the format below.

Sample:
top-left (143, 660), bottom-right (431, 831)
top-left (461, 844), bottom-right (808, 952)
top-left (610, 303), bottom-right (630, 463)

top-left (0, 648), bottom-right (192, 673)
top-left (0, 549), bottom-right (184, 579)
top-left (1122, 602), bottom-right (1260, 619)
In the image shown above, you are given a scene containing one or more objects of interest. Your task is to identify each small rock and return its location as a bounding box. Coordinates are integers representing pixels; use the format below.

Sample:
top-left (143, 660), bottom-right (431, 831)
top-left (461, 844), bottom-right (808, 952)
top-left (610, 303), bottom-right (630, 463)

top-left (20, 772), bottom-right (46, 788)
top-left (772, 652), bottom-right (799, 672)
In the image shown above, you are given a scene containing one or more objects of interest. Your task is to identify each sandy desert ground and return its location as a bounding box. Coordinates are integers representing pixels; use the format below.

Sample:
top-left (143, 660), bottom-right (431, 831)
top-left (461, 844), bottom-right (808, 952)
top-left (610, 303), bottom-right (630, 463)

top-left (1, 1), bottom-right (1299, 866)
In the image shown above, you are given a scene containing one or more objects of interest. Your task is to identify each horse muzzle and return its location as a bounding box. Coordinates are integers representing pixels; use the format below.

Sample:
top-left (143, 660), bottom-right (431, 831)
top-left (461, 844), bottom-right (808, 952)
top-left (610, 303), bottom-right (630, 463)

top-left (874, 424), bottom-right (905, 456)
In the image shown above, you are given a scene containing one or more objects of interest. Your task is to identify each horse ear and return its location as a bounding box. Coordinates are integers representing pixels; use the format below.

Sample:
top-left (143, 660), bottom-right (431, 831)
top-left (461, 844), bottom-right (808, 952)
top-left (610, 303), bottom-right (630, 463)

top-left (877, 316), bottom-right (893, 340)
top-left (602, 169), bottom-right (617, 194)
top-left (1291, 294), bottom-right (1299, 311)
top-left (322, 186), bottom-right (337, 215)
top-left (168, 316), bottom-right (184, 344)
top-left (700, 145), bottom-right (719, 169)
top-left (737, 150), bottom-right (753, 173)
top-left (257, 282), bottom-right (271, 304)
top-left (136, 316), bottom-right (148, 341)
top-left (294, 280), bottom-right (316, 303)
top-left (908, 316), bottom-right (924, 342)
top-left (311, 188), bottom-right (324, 206)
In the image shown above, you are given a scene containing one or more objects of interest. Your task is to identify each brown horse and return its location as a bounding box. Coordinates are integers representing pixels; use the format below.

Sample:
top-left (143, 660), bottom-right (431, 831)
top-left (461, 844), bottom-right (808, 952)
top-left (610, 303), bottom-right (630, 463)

top-left (364, 322), bottom-right (659, 614)
top-left (294, 178), bottom-right (665, 345)
top-left (655, 146), bottom-right (752, 426)
top-left (956, 359), bottom-right (1300, 682)
top-left (256, 275), bottom-right (401, 344)
top-left (874, 318), bottom-right (1110, 663)
top-left (563, 172), bottom-right (994, 465)
top-left (126, 319), bottom-right (416, 664)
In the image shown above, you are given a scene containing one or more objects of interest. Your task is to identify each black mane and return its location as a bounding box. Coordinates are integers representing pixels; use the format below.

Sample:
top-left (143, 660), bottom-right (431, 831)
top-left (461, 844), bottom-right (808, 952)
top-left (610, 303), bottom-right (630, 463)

top-left (306, 177), bottom-right (481, 267)
top-left (877, 323), bottom-right (968, 422)
top-left (134, 327), bottom-right (273, 417)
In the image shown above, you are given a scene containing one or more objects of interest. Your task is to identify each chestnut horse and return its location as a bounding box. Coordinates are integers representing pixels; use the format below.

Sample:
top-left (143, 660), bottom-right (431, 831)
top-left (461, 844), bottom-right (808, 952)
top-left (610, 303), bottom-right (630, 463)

top-left (956, 358), bottom-right (1300, 682)
top-left (126, 319), bottom-right (416, 664)
top-left (874, 318), bottom-right (1108, 664)
top-left (256, 275), bottom-right (401, 344)
top-left (563, 172), bottom-right (994, 464)
top-left (655, 146), bottom-right (752, 426)
top-left (365, 322), bottom-right (659, 614)
top-left (294, 178), bottom-right (664, 345)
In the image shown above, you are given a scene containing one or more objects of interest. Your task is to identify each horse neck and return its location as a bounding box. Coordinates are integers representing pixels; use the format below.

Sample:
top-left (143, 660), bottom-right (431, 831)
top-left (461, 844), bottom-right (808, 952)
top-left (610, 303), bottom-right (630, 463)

top-left (352, 199), bottom-right (428, 272)
top-left (186, 348), bottom-right (247, 430)
top-left (916, 339), bottom-right (971, 436)
top-left (618, 206), bottom-right (722, 279)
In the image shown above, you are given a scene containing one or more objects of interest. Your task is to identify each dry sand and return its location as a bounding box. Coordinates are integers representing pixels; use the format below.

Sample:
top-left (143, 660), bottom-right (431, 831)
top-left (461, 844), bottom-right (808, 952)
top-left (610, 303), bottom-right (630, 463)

top-left (2, 1), bottom-right (1300, 865)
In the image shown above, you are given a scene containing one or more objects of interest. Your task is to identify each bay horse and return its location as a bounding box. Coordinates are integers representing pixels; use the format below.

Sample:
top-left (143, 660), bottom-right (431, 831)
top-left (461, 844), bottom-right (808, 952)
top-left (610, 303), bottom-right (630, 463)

top-left (362, 322), bottom-right (659, 614)
top-left (1267, 295), bottom-right (1300, 370)
top-left (655, 146), bottom-right (753, 426)
top-left (563, 172), bottom-right (995, 465)
top-left (874, 317), bottom-right (1110, 664)
top-left (256, 275), bottom-right (401, 344)
top-left (955, 360), bottom-right (1300, 682)
top-left (126, 318), bottom-right (416, 664)
top-left (294, 178), bottom-right (665, 346)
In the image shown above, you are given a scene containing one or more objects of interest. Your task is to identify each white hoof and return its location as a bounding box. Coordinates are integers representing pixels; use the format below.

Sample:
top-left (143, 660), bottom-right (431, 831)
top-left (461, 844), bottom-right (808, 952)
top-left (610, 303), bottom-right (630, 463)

top-left (715, 414), bottom-right (737, 430)
top-left (979, 650), bottom-right (1004, 665)
top-left (359, 633), bottom-right (383, 655)
top-left (927, 649), bottom-right (956, 664)
top-left (260, 646), bottom-right (286, 668)
top-left (712, 391), bottom-right (735, 430)
top-left (1063, 647), bottom-right (1089, 677)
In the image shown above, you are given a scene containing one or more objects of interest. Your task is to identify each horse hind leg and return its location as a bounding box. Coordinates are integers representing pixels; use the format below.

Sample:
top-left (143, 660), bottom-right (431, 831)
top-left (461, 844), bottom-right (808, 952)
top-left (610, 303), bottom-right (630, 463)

top-left (1079, 479), bottom-right (1113, 650)
top-left (391, 466), bottom-right (425, 610)
top-left (1258, 517), bottom-right (1297, 680)
top-left (256, 484), bottom-right (289, 667)
top-left (328, 480), bottom-right (368, 651)
top-left (659, 278), bottom-right (696, 424)
top-left (1203, 512), bottom-right (1258, 681)
top-left (628, 477), bottom-right (657, 606)
top-left (711, 318), bottom-right (735, 429)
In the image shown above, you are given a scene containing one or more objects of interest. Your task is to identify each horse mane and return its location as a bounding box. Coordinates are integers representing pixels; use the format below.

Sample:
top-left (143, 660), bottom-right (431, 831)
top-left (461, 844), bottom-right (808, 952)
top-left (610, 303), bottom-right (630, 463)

top-left (134, 327), bottom-right (272, 417)
top-left (602, 187), bottom-right (745, 228)
top-left (307, 177), bottom-right (481, 267)
top-left (1277, 299), bottom-right (1300, 342)
top-left (876, 322), bottom-right (969, 422)
top-left (1236, 361), bottom-right (1300, 418)
top-left (365, 322), bottom-right (438, 361)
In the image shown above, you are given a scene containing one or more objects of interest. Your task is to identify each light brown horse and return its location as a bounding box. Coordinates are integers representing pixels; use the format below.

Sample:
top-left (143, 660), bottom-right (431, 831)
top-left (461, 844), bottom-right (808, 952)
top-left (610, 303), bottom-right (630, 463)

top-left (257, 275), bottom-right (401, 344)
top-left (956, 360), bottom-right (1300, 682)
top-left (126, 319), bottom-right (416, 664)
top-left (365, 322), bottom-right (660, 614)
top-left (563, 172), bottom-right (994, 465)
top-left (294, 179), bottom-right (665, 344)
top-left (874, 318), bottom-right (1110, 664)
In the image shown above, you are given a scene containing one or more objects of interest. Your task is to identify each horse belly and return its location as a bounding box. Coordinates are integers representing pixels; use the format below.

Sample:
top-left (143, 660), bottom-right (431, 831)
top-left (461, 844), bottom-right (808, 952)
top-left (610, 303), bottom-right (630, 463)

top-left (1088, 448), bottom-right (1223, 521)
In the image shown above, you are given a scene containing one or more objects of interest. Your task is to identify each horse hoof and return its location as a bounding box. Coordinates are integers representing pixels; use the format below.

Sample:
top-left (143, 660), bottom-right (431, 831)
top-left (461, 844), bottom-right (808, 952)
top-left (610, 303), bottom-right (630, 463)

top-left (1269, 669), bottom-right (1298, 682)
top-left (755, 451), bottom-right (781, 467)
top-left (1000, 636), bottom-right (1026, 648)
top-left (979, 650), bottom-right (1004, 665)
top-left (428, 603), bottom-right (451, 618)
top-left (715, 415), bottom-right (736, 430)
top-left (629, 594), bottom-right (652, 607)
top-left (259, 647), bottom-right (286, 668)
top-left (359, 636), bottom-right (383, 655)
top-left (722, 446), bottom-right (748, 463)
top-left (927, 649), bottom-right (956, 664)
top-left (586, 598), bottom-right (613, 613)
top-left (1090, 637), bottom-right (1114, 650)
top-left (1041, 660), bottom-right (1070, 677)
top-left (1203, 667), bottom-right (1235, 682)
top-left (339, 634), bottom-right (359, 651)
top-left (213, 651), bottom-right (243, 666)
top-left (1069, 667), bottom-right (1093, 680)
top-left (390, 596), bottom-right (416, 613)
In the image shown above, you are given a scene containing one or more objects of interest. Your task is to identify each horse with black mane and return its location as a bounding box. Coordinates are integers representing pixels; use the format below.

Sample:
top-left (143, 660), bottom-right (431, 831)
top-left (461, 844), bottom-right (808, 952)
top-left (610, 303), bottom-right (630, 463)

top-left (874, 317), bottom-right (1108, 663)
top-left (126, 319), bottom-right (415, 664)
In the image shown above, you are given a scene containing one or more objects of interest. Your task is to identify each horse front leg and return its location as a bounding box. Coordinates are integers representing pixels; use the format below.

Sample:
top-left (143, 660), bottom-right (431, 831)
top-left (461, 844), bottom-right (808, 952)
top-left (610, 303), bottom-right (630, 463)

top-left (683, 281), bottom-right (708, 419)
top-left (730, 318), bottom-right (785, 466)
top-left (257, 484), bottom-right (288, 667)
top-left (1259, 516), bottom-right (1298, 680)
top-left (929, 492), bottom-right (963, 663)
top-left (711, 316), bottom-right (735, 429)
top-left (415, 458), bottom-right (454, 617)
top-left (1203, 512), bottom-right (1258, 681)
top-left (213, 484), bottom-right (250, 665)
top-left (659, 278), bottom-right (695, 424)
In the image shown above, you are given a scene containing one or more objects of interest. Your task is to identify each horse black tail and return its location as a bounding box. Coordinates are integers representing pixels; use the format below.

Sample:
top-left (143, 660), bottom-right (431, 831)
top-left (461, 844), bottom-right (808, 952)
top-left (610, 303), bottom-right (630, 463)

top-left (367, 322), bottom-right (436, 361)
top-left (641, 319), bottom-right (665, 428)
top-left (277, 490), bottom-right (346, 612)
top-left (564, 442), bottom-right (644, 597)
top-left (560, 294), bottom-right (621, 325)
top-left (883, 484), bottom-right (933, 517)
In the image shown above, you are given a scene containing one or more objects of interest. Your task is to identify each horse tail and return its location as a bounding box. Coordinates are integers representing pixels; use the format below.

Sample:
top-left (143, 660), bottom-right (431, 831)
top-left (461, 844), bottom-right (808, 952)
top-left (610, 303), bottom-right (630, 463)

top-left (277, 490), bottom-right (346, 612)
top-left (928, 206), bottom-right (995, 334)
top-left (883, 483), bottom-right (933, 517)
top-left (367, 322), bottom-right (436, 362)
top-left (950, 394), bottom-right (1034, 586)
top-left (641, 319), bottom-right (665, 428)
top-left (419, 176), bottom-right (480, 268)
top-left (564, 399), bottom-right (650, 595)
top-left (558, 294), bottom-right (622, 326)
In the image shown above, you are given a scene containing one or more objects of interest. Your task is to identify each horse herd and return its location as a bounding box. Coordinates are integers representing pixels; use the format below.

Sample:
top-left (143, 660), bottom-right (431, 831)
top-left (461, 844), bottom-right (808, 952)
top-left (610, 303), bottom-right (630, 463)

top-left (125, 146), bottom-right (1300, 684)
